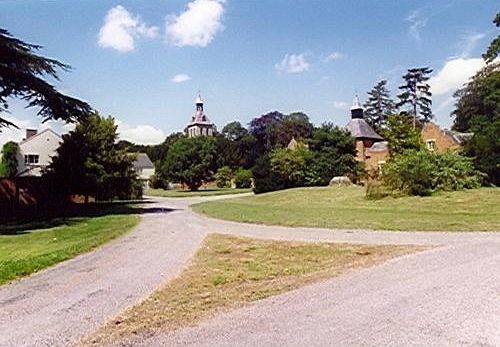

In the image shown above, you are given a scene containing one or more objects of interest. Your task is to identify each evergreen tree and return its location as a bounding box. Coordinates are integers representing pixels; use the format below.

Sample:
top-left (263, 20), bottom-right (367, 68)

top-left (482, 12), bottom-right (500, 63)
top-left (0, 28), bottom-right (92, 129)
top-left (363, 80), bottom-right (395, 132)
top-left (0, 141), bottom-right (19, 177)
top-left (397, 67), bottom-right (433, 126)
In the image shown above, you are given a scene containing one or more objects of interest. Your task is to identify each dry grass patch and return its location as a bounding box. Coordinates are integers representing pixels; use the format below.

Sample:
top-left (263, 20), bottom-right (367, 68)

top-left (83, 234), bottom-right (425, 346)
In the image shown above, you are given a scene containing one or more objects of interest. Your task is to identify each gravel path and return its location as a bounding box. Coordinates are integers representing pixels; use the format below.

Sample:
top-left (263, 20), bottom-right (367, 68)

top-left (0, 194), bottom-right (499, 346)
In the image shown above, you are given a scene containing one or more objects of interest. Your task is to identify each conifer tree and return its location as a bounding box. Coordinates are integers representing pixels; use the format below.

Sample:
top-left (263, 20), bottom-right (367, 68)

top-left (397, 67), bottom-right (433, 127)
top-left (363, 80), bottom-right (395, 132)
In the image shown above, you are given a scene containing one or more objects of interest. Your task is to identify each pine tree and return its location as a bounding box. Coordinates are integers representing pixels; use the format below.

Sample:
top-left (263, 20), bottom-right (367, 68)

top-left (363, 80), bottom-right (395, 132)
top-left (397, 67), bottom-right (433, 127)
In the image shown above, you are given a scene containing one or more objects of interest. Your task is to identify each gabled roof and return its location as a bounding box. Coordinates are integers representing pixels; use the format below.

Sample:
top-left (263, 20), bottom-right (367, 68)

top-left (346, 118), bottom-right (384, 141)
top-left (443, 129), bottom-right (473, 144)
top-left (19, 128), bottom-right (61, 145)
top-left (366, 141), bottom-right (389, 152)
top-left (133, 153), bottom-right (154, 169)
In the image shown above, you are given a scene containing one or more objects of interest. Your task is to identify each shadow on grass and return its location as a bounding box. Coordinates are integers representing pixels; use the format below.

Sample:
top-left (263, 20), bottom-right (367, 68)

top-left (0, 200), bottom-right (177, 235)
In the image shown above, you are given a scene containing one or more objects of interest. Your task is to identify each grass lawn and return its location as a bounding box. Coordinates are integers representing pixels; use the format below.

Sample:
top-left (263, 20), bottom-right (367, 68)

top-left (83, 234), bottom-right (422, 346)
top-left (146, 187), bottom-right (252, 198)
top-left (192, 186), bottom-right (500, 231)
top-left (0, 214), bottom-right (139, 285)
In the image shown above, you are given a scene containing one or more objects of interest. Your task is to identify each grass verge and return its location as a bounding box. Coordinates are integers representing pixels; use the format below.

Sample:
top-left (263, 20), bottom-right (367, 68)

top-left (192, 186), bottom-right (500, 231)
top-left (0, 214), bottom-right (139, 285)
top-left (83, 234), bottom-right (424, 346)
top-left (145, 187), bottom-right (252, 198)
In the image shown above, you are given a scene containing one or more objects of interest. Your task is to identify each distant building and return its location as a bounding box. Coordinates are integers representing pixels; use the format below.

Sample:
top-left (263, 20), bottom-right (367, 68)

top-left (132, 153), bottom-right (155, 189)
top-left (16, 128), bottom-right (62, 176)
top-left (185, 94), bottom-right (216, 137)
top-left (421, 122), bottom-right (472, 153)
top-left (345, 95), bottom-right (384, 165)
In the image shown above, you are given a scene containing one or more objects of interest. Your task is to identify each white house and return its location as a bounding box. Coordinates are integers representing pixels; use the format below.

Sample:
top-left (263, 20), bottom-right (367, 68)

top-left (132, 153), bottom-right (155, 189)
top-left (16, 128), bottom-right (62, 176)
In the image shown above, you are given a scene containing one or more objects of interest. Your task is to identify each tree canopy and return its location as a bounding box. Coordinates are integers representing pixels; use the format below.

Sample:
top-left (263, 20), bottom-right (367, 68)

top-left (382, 113), bottom-right (424, 157)
top-left (397, 67), bottom-right (433, 125)
top-left (46, 113), bottom-right (140, 200)
top-left (363, 80), bottom-right (395, 132)
top-left (482, 12), bottom-right (500, 63)
top-left (0, 28), bottom-right (92, 129)
top-left (0, 141), bottom-right (19, 178)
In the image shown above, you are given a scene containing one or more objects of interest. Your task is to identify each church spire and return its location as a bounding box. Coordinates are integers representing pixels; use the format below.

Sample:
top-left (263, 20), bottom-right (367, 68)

top-left (350, 94), bottom-right (364, 119)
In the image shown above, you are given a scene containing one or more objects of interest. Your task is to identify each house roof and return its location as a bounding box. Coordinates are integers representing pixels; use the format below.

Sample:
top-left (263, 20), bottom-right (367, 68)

top-left (346, 118), bottom-right (384, 141)
top-left (443, 129), bottom-right (473, 144)
top-left (366, 141), bottom-right (389, 152)
top-left (133, 153), bottom-right (154, 169)
top-left (19, 128), bottom-right (61, 145)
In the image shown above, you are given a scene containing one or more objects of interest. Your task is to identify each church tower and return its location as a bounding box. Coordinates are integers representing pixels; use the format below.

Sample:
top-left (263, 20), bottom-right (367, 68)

top-left (185, 93), bottom-right (216, 138)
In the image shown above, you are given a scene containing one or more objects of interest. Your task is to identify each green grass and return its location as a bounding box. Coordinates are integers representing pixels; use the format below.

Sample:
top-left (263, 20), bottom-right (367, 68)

top-left (83, 234), bottom-right (422, 346)
top-left (192, 186), bottom-right (500, 231)
top-left (146, 187), bottom-right (252, 198)
top-left (0, 214), bottom-right (140, 285)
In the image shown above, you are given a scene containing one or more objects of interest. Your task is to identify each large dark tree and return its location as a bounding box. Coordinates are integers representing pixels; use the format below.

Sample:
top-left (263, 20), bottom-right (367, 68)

top-left (221, 121), bottom-right (248, 141)
top-left (0, 141), bottom-right (19, 178)
top-left (276, 112), bottom-right (314, 147)
top-left (248, 111), bottom-right (284, 154)
top-left (397, 67), bottom-right (433, 126)
top-left (46, 113), bottom-right (140, 201)
top-left (0, 28), bottom-right (92, 129)
top-left (483, 12), bottom-right (500, 63)
top-left (363, 80), bottom-right (395, 132)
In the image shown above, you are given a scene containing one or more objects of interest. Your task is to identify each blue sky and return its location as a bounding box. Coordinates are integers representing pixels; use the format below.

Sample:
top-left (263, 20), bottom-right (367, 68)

top-left (0, 0), bottom-right (498, 144)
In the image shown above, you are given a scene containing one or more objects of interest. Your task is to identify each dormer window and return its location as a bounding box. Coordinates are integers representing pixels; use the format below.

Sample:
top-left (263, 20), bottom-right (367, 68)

top-left (426, 139), bottom-right (436, 152)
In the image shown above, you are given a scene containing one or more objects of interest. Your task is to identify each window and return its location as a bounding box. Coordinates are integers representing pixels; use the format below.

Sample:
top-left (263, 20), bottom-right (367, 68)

top-left (24, 154), bottom-right (39, 165)
top-left (426, 139), bottom-right (436, 151)
top-left (378, 160), bottom-right (386, 174)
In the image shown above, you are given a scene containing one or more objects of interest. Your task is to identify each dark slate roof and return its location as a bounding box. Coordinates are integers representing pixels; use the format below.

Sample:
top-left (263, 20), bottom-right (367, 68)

top-left (346, 119), bottom-right (384, 141)
top-left (133, 153), bottom-right (154, 169)
top-left (443, 129), bottom-right (473, 144)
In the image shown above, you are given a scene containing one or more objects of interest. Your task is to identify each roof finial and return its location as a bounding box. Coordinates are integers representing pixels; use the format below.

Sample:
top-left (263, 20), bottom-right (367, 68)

top-left (351, 93), bottom-right (362, 110)
top-left (195, 91), bottom-right (203, 104)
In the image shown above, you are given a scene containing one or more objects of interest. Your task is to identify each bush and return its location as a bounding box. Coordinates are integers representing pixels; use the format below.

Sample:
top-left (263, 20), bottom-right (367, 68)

top-left (251, 155), bottom-right (285, 194)
top-left (149, 174), bottom-right (168, 189)
top-left (382, 150), bottom-right (483, 196)
top-left (215, 166), bottom-right (233, 188)
top-left (365, 180), bottom-right (392, 200)
top-left (234, 168), bottom-right (252, 188)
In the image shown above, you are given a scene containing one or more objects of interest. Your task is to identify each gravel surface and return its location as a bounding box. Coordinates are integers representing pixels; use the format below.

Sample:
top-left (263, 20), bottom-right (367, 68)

top-left (1, 194), bottom-right (499, 346)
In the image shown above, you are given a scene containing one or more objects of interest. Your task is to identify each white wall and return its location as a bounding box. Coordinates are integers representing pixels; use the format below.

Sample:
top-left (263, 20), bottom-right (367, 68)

top-left (17, 130), bottom-right (62, 176)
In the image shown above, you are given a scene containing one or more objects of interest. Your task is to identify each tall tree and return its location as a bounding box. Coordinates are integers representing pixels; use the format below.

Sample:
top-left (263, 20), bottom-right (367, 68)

top-left (46, 113), bottom-right (140, 201)
top-left (248, 111), bottom-right (284, 154)
top-left (482, 12), bottom-right (500, 63)
top-left (221, 121), bottom-right (248, 141)
top-left (397, 67), bottom-right (433, 126)
top-left (0, 28), bottom-right (92, 129)
top-left (363, 80), bottom-right (395, 132)
top-left (382, 113), bottom-right (424, 157)
top-left (0, 141), bottom-right (19, 177)
top-left (276, 112), bottom-right (314, 147)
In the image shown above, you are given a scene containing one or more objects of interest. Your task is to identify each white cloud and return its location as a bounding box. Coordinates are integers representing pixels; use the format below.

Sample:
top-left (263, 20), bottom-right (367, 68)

top-left (333, 101), bottom-right (348, 110)
top-left (429, 57), bottom-right (485, 96)
top-left (405, 10), bottom-right (428, 44)
top-left (98, 5), bottom-right (159, 52)
top-left (323, 52), bottom-right (343, 62)
top-left (275, 53), bottom-right (310, 74)
top-left (461, 32), bottom-right (486, 58)
top-left (0, 116), bottom-right (31, 145)
top-left (116, 120), bottom-right (165, 145)
top-left (166, 0), bottom-right (225, 47)
top-left (171, 73), bottom-right (192, 83)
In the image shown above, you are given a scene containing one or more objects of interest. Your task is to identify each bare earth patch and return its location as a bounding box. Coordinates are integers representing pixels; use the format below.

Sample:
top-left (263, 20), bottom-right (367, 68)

top-left (82, 234), bottom-right (427, 346)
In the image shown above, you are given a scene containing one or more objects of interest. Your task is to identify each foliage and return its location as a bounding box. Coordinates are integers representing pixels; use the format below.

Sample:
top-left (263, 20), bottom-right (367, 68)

top-left (363, 80), bottom-right (396, 132)
top-left (397, 67), bottom-right (433, 124)
top-left (116, 132), bottom-right (185, 164)
top-left (46, 113), bottom-right (140, 201)
top-left (221, 121), bottom-right (248, 141)
top-left (382, 150), bottom-right (483, 196)
top-left (269, 147), bottom-right (312, 188)
top-left (158, 136), bottom-right (217, 191)
top-left (482, 12), bottom-right (500, 63)
top-left (0, 141), bottom-right (19, 177)
top-left (307, 123), bottom-right (358, 185)
top-left (251, 154), bottom-right (285, 194)
top-left (462, 119), bottom-right (500, 185)
top-left (0, 28), bottom-right (91, 129)
top-left (382, 113), bottom-right (424, 156)
top-left (365, 180), bottom-right (392, 200)
top-left (451, 62), bottom-right (500, 132)
top-left (149, 174), bottom-right (169, 190)
top-left (215, 166), bottom-right (233, 188)
top-left (248, 111), bottom-right (284, 154)
top-left (234, 168), bottom-right (252, 188)
top-left (276, 112), bottom-right (314, 147)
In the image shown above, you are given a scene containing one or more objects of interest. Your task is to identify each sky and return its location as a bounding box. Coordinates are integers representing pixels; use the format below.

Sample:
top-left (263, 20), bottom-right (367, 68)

top-left (0, 0), bottom-right (498, 145)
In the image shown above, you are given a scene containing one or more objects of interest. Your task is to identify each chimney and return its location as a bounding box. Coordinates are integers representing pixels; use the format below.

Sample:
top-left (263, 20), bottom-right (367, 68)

top-left (25, 129), bottom-right (38, 140)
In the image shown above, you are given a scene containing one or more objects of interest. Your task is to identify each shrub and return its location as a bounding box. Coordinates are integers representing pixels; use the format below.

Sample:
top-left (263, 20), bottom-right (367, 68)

top-left (251, 155), bottom-right (285, 194)
top-left (382, 150), bottom-right (483, 196)
top-left (234, 168), bottom-right (252, 188)
top-left (149, 174), bottom-right (168, 189)
top-left (215, 166), bottom-right (233, 188)
top-left (365, 180), bottom-right (392, 200)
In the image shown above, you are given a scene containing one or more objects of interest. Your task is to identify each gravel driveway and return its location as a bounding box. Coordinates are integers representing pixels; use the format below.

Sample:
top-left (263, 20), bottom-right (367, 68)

top-left (0, 195), bottom-right (499, 346)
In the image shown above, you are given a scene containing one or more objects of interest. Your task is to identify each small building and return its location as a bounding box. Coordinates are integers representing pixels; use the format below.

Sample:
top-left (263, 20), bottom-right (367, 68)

top-left (132, 153), bottom-right (155, 189)
top-left (185, 94), bottom-right (216, 138)
top-left (421, 122), bottom-right (472, 153)
top-left (345, 95), bottom-right (384, 164)
top-left (16, 128), bottom-right (62, 176)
